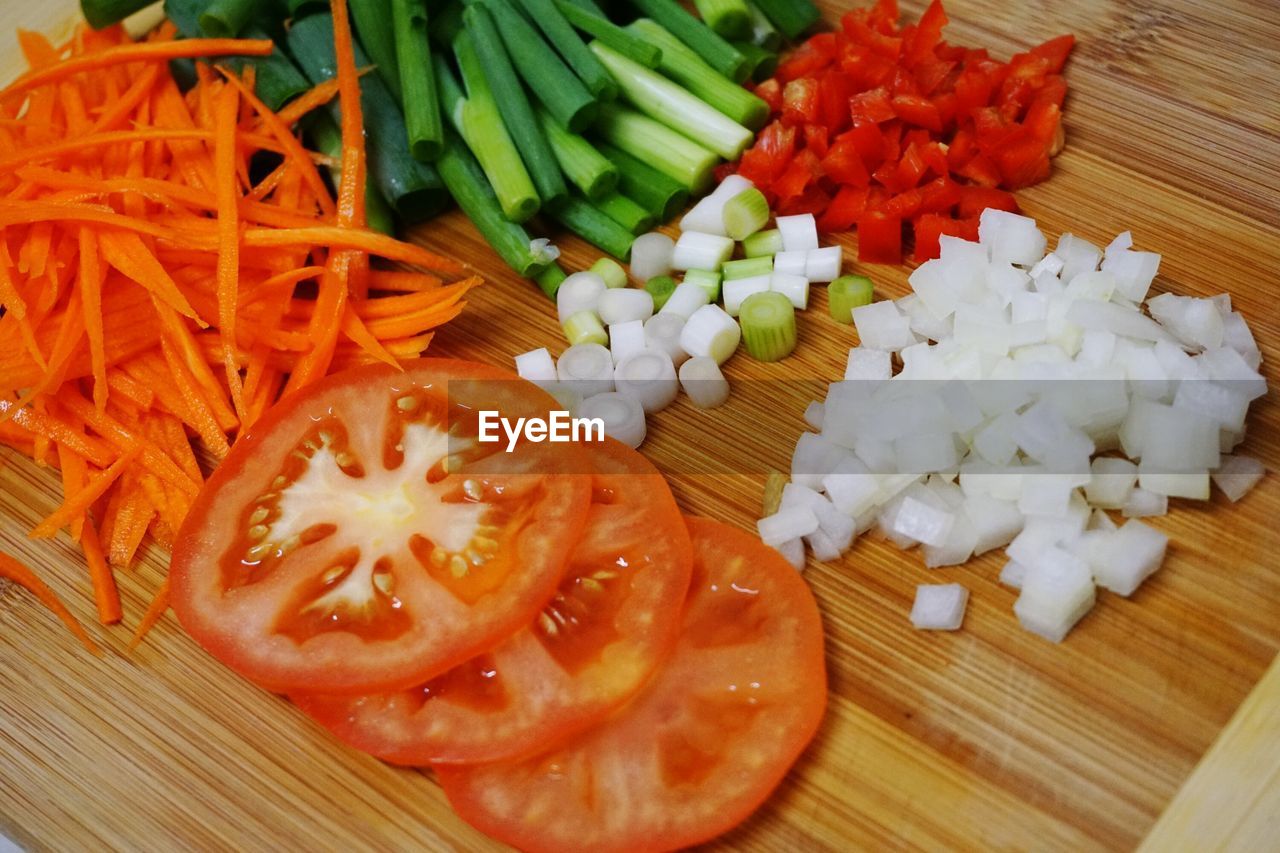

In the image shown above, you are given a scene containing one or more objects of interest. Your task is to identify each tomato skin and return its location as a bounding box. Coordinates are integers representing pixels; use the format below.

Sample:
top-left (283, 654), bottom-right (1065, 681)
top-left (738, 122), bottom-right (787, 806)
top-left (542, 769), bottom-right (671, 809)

top-left (170, 359), bottom-right (592, 695)
top-left (293, 439), bottom-right (693, 765)
top-left (437, 517), bottom-right (827, 853)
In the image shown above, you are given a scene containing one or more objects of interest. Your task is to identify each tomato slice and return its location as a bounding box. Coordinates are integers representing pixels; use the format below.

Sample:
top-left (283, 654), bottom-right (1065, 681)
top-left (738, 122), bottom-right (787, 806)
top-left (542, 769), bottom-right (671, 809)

top-left (437, 516), bottom-right (828, 853)
top-left (293, 438), bottom-right (693, 764)
top-left (170, 359), bottom-right (591, 695)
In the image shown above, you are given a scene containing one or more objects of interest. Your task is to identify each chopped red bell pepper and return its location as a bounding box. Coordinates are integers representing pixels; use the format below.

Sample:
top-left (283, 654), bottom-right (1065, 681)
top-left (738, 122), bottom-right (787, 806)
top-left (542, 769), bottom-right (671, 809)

top-left (753, 78), bottom-right (783, 113)
top-left (821, 137), bottom-right (871, 186)
top-left (782, 77), bottom-right (821, 127)
top-left (818, 185), bottom-right (870, 232)
top-left (891, 93), bottom-right (943, 131)
top-left (850, 86), bottom-right (897, 123)
top-left (957, 186), bottom-right (1017, 218)
top-left (857, 214), bottom-right (903, 264)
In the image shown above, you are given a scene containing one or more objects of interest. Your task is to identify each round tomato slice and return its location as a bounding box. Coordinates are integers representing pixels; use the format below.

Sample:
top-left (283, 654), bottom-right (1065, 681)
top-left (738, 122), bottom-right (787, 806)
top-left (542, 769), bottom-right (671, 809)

top-left (293, 438), bottom-right (693, 764)
top-left (436, 516), bottom-right (828, 853)
top-left (170, 359), bottom-right (591, 695)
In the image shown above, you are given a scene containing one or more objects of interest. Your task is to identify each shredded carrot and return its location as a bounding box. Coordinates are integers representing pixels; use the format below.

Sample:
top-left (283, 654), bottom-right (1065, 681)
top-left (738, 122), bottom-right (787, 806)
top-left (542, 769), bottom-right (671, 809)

top-left (128, 576), bottom-right (170, 650)
top-left (0, 552), bottom-right (100, 654)
top-left (0, 16), bottom-right (478, 651)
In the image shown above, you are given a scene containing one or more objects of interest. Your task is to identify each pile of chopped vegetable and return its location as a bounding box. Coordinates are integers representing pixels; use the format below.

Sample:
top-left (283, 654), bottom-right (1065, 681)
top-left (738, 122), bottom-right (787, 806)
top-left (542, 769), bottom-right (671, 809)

top-left (733, 0), bottom-right (1074, 264)
top-left (0, 12), bottom-right (476, 645)
top-left (163, 358), bottom-right (827, 851)
top-left (762, 209), bottom-right (1267, 641)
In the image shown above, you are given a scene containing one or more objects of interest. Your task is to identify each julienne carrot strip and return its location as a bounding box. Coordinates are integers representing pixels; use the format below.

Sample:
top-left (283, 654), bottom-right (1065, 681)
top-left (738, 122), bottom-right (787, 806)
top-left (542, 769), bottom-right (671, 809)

top-left (79, 520), bottom-right (122, 625)
top-left (246, 161), bottom-right (288, 202)
top-left (0, 128), bottom-right (213, 174)
top-left (54, 440), bottom-right (88, 541)
top-left (0, 399), bottom-right (115, 466)
top-left (340, 307), bottom-right (400, 368)
top-left (242, 227), bottom-right (466, 274)
top-left (220, 70), bottom-right (336, 219)
top-left (105, 369), bottom-right (154, 409)
top-left (0, 552), bottom-right (99, 654)
top-left (128, 576), bottom-right (170, 650)
top-left (29, 445), bottom-right (140, 539)
top-left (0, 38), bottom-right (273, 102)
top-left (160, 337), bottom-right (231, 458)
top-left (212, 83), bottom-right (247, 424)
top-left (77, 227), bottom-right (108, 414)
top-left (368, 269), bottom-right (445, 292)
top-left (0, 248), bottom-right (44, 368)
top-left (150, 300), bottom-right (237, 430)
top-left (98, 229), bottom-right (203, 322)
top-left (88, 61), bottom-right (159, 134)
top-left (273, 77), bottom-right (344, 128)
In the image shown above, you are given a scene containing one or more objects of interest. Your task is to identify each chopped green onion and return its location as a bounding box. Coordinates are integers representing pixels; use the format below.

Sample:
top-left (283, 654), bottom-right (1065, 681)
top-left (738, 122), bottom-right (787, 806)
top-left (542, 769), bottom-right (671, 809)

top-left (594, 142), bottom-right (689, 221)
top-left (743, 0), bottom-right (782, 50)
top-left (563, 310), bottom-right (609, 346)
top-left (461, 3), bottom-right (568, 207)
top-left (683, 268), bottom-right (722, 302)
top-left (82, 0), bottom-right (157, 29)
top-left (515, 0), bottom-right (618, 100)
top-left (594, 191), bottom-right (656, 235)
top-left (747, 0), bottom-right (820, 40)
top-left (589, 43), bottom-right (753, 161)
top-left (554, 0), bottom-right (662, 68)
top-left (692, 0), bottom-right (750, 39)
top-left (645, 275), bottom-right (679, 310)
top-left (304, 113), bottom-right (397, 235)
top-left (723, 186), bottom-right (769, 240)
top-left (828, 275), bottom-right (875, 324)
top-left (199, 0), bottom-right (271, 38)
top-left (624, 0), bottom-right (750, 83)
top-left (558, 0), bottom-right (606, 15)
top-left (739, 291), bottom-right (796, 361)
top-left (626, 20), bottom-right (768, 130)
top-left (594, 102), bottom-right (717, 194)
top-left (722, 256), bottom-right (773, 280)
top-left (536, 107), bottom-right (618, 201)
top-left (435, 126), bottom-right (550, 277)
top-left (732, 41), bottom-right (778, 82)
top-left (742, 227), bottom-right (783, 257)
top-left (549, 196), bottom-right (637, 260)
top-left (481, 0), bottom-right (599, 132)
top-left (393, 0), bottom-right (443, 161)
top-left (349, 0), bottom-right (403, 102)
top-left (534, 261), bottom-right (569, 299)
top-left (286, 0), bottom-right (326, 15)
top-left (448, 36), bottom-right (540, 222)
top-left (591, 258), bottom-right (629, 289)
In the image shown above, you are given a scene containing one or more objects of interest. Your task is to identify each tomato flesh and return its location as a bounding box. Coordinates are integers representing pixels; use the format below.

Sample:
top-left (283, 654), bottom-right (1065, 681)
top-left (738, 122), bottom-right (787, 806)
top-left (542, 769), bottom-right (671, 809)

top-left (170, 359), bottom-right (591, 695)
top-left (294, 439), bottom-right (694, 764)
top-left (437, 516), bottom-right (828, 853)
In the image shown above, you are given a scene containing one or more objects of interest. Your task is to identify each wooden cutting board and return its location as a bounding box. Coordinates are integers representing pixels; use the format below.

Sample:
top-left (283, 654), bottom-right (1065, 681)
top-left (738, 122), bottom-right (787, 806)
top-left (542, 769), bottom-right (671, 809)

top-left (2, 0), bottom-right (1278, 850)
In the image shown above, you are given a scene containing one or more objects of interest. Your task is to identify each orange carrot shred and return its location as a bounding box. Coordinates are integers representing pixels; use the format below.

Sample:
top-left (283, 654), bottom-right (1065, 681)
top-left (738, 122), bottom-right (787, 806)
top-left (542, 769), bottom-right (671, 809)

top-left (212, 82), bottom-right (247, 423)
top-left (30, 445), bottom-right (140, 539)
top-left (129, 576), bottom-right (170, 650)
top-left (79, 520), bottom-right (122, 625)
top-left (0, 552), bottom-right (100, 654)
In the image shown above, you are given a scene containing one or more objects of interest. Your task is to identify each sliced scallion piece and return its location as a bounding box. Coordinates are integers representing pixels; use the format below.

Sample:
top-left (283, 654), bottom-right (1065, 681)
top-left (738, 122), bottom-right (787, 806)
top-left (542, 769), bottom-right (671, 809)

top-left (739, 290), bottom-right (796, 361)
top-left (625, 0), bottom-right (749, 82)
top-left (742, 227), bottom-right (783, 257)
top-left (683, 268), bottom-right (722, 303)
top-left (723, 186), bottom-right (770, 240)
top-left (462, 2), bottom-right (568, 207)
top-left (645, 275), bottom-right (678, 310)
top-left (692, 0), bottom-right (750, 40)
top-left (563, 310), bottom-right (609, 346)
top-left (82, 0), bottom-right (157, 29)
top-left (534, 261), bottom-right (569, 299)
top-left (304, 112), bottom-right (397, 235)
top-left (349, 0), bottom-right (403, 102)
top-left (732, 41), bottom-right (778, 82)
top-left (393, 0), bottom-right (443, 161)
top-left (435, 126), bottom-right (550, 277)
top-left (722, 256), bottom-right (773, 280)
top-left (199, 0), bottom-right (271, 38)
top-left (594, 191), bottom-right (657, 235)
top-left (828, 275), bottom-right (874, 324)
top-left (590, 257), bottom-right (629, 289)
top-left (593, 141), bottom-right (689, 221)
top-left (747, 0), bottom-right (819, 40)
top-left (481, 0), bottom-right (598, 132)
top-left (593, 102), bottom-right (717, 194)
top-left (549, 196), bottom-right (637, 260)
top-left (589, 42), bottom-right (753, 161)
top-left (515, 0), bottom-right (617, 100)
top-left (554, 0), bottom-right (662, 68)
top-left (448, 36), bottom-right (540, 222)
top-left (536, 107), bottom-right (618, 201)
top-left (743, 0), bottom-right (782, 50)
top-left (625, 19), bottom-right (768, 130)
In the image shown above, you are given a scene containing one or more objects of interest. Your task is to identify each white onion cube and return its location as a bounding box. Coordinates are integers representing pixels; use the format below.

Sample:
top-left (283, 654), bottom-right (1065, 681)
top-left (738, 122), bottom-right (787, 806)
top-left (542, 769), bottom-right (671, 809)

top-left (910, 584), bottom-right (969, 630)
top-left (1091, 520), bottom-right (1168, 596)
top-left (757, 506), bottom-right (819, 547)
top-left (1013, 546), bottom-right (1096, 643)
top-left (1212, 455), bottom-right (1265, 502)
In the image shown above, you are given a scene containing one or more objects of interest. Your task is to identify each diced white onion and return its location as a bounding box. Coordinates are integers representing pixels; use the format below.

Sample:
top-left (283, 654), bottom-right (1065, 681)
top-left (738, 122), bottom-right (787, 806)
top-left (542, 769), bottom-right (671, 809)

top-left (910, 584), bottom-right (969, 630)
top-left (678, 356), bottom-right (730, 408)
top-left (803, 400), bottom-right (825, 430)
top-left (1212, 455), bottom-right (1265, 502)
top-left (757, 506), bottom-right (819, 547)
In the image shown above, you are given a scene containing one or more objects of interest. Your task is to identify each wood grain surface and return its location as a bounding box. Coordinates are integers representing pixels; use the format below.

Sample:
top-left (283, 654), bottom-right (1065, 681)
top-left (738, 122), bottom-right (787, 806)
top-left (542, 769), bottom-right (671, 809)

top-left (2, 0), bottom-right (1279, 851)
